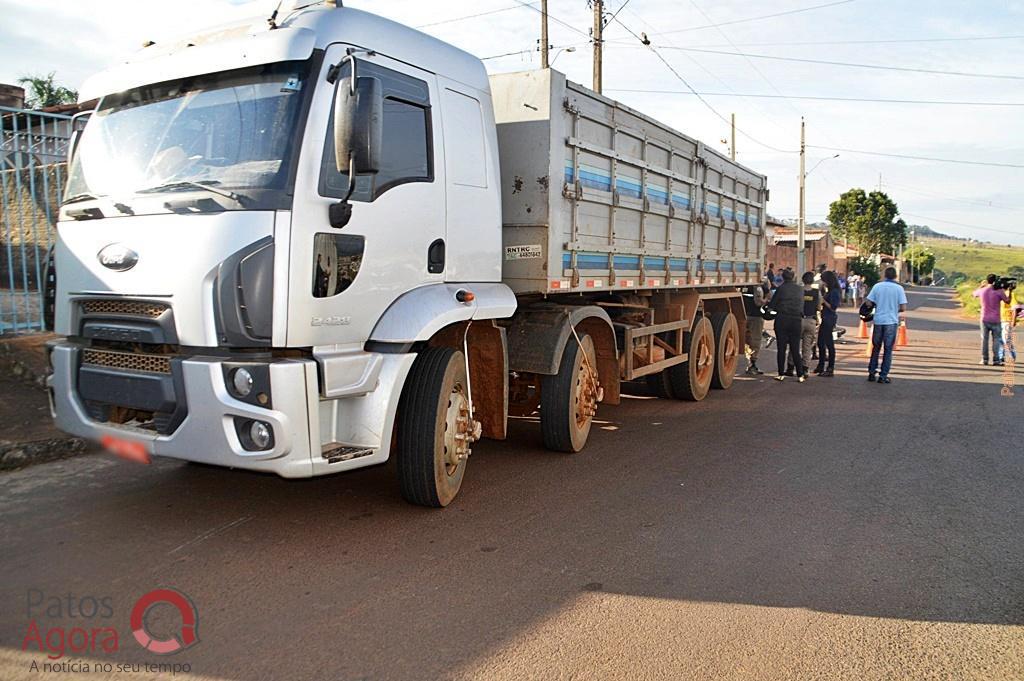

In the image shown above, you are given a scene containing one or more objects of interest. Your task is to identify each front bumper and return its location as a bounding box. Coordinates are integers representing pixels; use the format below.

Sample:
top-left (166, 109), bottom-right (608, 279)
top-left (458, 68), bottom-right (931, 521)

top-left (49, 342), bottom-right (318, 478)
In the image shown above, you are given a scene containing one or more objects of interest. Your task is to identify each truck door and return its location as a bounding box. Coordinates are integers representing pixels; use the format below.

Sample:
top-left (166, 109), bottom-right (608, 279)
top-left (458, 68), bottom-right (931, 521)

top-left (285, 46), bottom-right (445, 347)
top-left (436, 78), bottom-right (502, 283)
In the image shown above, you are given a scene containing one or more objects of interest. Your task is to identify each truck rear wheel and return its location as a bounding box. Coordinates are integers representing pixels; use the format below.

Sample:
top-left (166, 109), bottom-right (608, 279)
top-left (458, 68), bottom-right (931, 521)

top-left (541, 333), bottom-right (598, 452)
top-left (396, 347), bottom-right (478, 507)
top-left (668, 316), bottom-right (714, 402)
top-left (710, 312), bottom-right (739, 390)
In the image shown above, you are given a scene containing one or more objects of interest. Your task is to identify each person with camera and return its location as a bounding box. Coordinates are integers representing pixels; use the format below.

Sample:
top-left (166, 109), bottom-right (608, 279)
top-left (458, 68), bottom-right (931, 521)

top-left (864, 267), bottom-right (908, 384)
top-left (972, 274), bottom-right (1010, 366)
top-left (999, 279), bottom-right (1019, 363)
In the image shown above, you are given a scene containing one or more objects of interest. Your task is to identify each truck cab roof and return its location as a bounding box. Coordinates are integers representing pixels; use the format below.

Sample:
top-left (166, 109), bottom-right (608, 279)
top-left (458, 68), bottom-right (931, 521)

top-left (80, 4), bottom-right (489, 102)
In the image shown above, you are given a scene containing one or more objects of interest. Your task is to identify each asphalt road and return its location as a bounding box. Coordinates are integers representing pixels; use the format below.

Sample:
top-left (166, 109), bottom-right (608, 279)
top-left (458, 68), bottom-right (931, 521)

top-left (1, 287), bottom-right (1022, 680)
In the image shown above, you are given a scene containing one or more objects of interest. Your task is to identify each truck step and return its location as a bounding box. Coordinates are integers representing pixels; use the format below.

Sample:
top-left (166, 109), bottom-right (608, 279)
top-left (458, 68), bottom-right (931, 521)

top-left (322, 444), bottom-right (374, 464)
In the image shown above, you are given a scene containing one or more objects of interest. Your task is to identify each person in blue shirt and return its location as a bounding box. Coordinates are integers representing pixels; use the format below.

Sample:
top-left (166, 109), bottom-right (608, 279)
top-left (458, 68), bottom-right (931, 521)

top-left (864, 267), bottom-right (908, 384)
top-left (814, 270), bottom-right (842, 376)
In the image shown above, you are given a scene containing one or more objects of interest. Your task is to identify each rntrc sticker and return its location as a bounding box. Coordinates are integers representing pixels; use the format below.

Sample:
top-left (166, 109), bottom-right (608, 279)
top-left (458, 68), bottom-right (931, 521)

top-left (505, 244), bottom-right (543, 260)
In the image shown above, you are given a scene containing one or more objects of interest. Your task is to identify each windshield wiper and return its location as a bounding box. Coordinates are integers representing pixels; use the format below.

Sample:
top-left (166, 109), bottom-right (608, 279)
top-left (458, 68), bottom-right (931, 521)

top-left (136, 180), bottom-right (251, 206)
top-left (64, 192), bottom-right (103, 205)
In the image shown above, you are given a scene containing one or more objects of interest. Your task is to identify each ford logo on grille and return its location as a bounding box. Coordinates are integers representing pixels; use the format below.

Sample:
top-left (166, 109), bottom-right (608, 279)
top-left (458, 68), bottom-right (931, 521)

top-left (97, 243), bottom-right (138, 271)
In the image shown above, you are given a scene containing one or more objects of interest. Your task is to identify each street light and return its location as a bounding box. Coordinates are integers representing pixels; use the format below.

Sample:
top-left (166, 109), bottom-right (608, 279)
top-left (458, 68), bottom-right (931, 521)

top-left (796, 138), bottom-right (840, 273)
top-left (550, 46), bottom-right (576, 66)
top-left (806, 154), bottom-right (840, 178)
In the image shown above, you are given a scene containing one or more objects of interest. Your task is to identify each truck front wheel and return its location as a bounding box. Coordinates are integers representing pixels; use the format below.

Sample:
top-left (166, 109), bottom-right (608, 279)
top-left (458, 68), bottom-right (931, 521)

top-left (396, 347), bottom-right (479, 507)
top-left (541, 333), bottom-right (598, 452)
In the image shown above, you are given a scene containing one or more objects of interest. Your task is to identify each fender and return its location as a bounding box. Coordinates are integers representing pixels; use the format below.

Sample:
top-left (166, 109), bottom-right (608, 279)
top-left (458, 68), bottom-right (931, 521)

top-left (505, 303), bottom-right (615, 375)
top-left (369, 282), bottom-right (517, 344)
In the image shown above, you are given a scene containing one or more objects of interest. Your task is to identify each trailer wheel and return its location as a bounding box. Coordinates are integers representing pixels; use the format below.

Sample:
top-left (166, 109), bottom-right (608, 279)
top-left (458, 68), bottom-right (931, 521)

top-left (646, 370), bottom-right (676, 399)
top-left (396, 347), bottom-right (479, 507)
top-left (541, 333), bottom-right (598, 452)
top-left (668, 316), bottom-right (714, 401)
top-left (710, 312), bottom-right (739, 390)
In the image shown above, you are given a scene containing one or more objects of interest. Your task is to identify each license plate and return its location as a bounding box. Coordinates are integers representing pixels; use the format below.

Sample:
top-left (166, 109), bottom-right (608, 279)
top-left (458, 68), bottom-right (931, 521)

top-left (101, 435), bottom-right (151, 464)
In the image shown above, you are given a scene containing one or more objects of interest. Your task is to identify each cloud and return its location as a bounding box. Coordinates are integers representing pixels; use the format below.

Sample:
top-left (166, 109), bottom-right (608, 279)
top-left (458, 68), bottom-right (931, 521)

top-left (1, 0), bottom-right (1021, 242)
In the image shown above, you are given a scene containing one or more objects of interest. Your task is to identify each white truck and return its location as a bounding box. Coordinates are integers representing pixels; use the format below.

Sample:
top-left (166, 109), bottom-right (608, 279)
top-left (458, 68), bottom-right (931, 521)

top-left (48, 3), bottom-right (768, 506)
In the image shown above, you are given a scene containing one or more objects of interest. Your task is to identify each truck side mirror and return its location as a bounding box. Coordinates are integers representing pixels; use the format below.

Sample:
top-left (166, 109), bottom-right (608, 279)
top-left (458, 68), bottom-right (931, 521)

top-left (67, 110), bottom-right (93, 165)
top-left (333, 76), bottom-right (383, 179)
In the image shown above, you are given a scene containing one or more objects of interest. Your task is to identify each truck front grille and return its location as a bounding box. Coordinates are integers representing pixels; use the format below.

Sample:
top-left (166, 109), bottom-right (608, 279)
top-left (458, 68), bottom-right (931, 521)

top-left (80, 299), bottom-right (168, 318)
top-left (81, 348), bottom-right (172, 374)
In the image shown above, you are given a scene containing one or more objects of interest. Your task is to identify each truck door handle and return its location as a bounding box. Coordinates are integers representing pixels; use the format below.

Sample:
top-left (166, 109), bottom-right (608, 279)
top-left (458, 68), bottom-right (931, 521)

top-left (428, 239), bottom-right (445, 274)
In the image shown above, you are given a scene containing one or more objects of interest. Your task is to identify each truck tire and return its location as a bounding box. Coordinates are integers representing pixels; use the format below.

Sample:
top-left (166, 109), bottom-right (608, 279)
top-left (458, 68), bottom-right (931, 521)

top-left (540, 333), bottom-right (597, 452)
top-left (646, 370), bottom-right (676, 399)
top-left (710, 311), bottom-right (739, 390)
top-left (668, 316), bottom-right (714, 402)
top-left (396, 347), bottom-right (473, 507)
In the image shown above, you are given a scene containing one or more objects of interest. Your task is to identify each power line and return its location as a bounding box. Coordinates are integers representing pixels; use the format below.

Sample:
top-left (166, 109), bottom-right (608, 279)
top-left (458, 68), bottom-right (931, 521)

top-left (666, 34), bottom-right (1024, 48)
top-left (899, 213), bottom-right (1023, 237)
top-left (882, 181), bottom-right (1023, 211)
top-left (604, 89), bottom-right (1024, 107)
top-left (606, 0), bottom-right (633, 26)
top-left (510, 0), bottom-right (590, 38)
top-left (602, 13), bottom-right (794, 152)
top-left (650, 46), bottom-right (1024, 81)
top-left (415, 3), bottom-right (532, 29)
top-left (807, 145), bottom-right (1024, 169)
top-left (637, 0), bottom-right (858, 37)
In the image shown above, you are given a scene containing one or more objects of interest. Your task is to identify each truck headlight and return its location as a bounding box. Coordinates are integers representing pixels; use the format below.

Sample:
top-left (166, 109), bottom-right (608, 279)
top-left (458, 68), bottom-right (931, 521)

top-left (230, 368), bottom-right (254, 397)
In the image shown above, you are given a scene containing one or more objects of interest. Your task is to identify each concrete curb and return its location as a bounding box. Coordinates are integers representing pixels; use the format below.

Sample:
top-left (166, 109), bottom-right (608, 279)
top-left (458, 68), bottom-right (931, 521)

top-left (0, 437), bottom-right (95, 472)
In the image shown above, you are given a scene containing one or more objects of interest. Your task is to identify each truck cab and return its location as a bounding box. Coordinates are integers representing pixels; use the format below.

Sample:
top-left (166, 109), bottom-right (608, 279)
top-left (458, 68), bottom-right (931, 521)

top-left (50, 4), bottom-right (516, 503)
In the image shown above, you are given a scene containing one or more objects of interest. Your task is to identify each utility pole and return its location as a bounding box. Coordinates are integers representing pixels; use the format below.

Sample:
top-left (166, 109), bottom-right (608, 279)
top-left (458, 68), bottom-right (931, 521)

top-left (592, 0), bottom-right (603, 93)
top-left (730, 113), bottom-right (736, 161)
top-left (797, 117), bottom-right (806, 274)
top-left (540, 0), bottom-right (550, 68)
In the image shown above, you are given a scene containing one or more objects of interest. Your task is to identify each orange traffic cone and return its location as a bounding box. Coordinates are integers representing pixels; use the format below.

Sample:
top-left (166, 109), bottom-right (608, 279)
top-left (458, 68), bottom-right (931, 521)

top-left (896, 321), bottom-right (908, 349)
top-left (863, 328), bottom-right (874, 357)
top-left (858, 319), bottom-right (869, 338)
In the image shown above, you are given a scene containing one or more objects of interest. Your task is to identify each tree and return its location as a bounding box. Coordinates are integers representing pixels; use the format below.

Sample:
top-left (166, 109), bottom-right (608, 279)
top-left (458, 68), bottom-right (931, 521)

top-left (902, 244), bottom-right (935, 277)
top-left (849, 256), bottom-right (880, 286)
top-left (17, 72), bottom-right (77, 109)
top-left (827, 188), bottom-right (908, 256)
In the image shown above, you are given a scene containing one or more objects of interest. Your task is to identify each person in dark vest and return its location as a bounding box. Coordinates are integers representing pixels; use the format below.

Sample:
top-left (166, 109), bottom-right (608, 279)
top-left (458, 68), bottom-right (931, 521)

top-left (767, 269), bottom-right (805, 382)
top-left (792, 271), bottom-right (821, 376)
top-left (815, 270), bottom-right (841, 376)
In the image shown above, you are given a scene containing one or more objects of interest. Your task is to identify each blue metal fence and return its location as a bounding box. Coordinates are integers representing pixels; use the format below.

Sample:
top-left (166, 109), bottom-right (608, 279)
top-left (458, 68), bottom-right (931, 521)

top-left (0, 105), bottom-right (71, 334)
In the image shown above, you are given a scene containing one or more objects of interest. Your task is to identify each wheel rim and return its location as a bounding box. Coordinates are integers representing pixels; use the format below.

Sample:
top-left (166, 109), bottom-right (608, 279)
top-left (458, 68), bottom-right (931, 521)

top-left (574, 351), bottom-right (598, 430)
top-left (695, 329), bottom-right (713, 385)
top-left (442, 382), bottom-right (473, 476)
top-left (722, 323), bottom-right (738, 374)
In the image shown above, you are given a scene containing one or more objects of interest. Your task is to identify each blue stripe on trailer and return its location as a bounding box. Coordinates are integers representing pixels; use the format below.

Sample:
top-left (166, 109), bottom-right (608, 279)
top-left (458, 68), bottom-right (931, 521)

top-left (643, 256), bottom-right (666, 270)
top-left (702, 260), bottom-right (718, 271)
top-left (669, 258), bottom-right (689, 271)
top-left (646, 185), bottom-right (669, 204)
top-left (613, 255), bottom-right (640, 270)
top-left (671, 193), bottom-right (691, 209)
top-left (719, 261), bottom-right (734, 272)
top-left (564, 252), bottom-right (613, 270)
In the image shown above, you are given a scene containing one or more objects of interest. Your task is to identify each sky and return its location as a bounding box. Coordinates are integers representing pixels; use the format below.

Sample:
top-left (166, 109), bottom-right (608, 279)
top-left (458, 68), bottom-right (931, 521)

top-left (2, 0), bottom-right (1023, 244)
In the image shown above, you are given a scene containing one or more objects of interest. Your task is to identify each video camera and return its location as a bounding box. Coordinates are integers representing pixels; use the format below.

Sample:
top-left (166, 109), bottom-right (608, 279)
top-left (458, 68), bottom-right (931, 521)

top-left (993, 276), bottom-right (1018, 291)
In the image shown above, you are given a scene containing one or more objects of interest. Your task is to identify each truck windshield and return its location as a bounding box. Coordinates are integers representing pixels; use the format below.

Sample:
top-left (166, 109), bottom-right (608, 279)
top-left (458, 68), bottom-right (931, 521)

top-left (64, 60), bottom-right (312, 216)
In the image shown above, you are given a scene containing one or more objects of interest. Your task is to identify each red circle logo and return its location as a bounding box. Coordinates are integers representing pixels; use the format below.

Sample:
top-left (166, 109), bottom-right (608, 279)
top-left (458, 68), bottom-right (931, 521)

top-left (130, 588), bottom-right (198, 654)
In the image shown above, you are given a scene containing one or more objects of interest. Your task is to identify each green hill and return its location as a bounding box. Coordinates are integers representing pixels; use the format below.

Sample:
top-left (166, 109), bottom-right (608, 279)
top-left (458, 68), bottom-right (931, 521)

top-left (921, 237), bottom-right (1024, 285)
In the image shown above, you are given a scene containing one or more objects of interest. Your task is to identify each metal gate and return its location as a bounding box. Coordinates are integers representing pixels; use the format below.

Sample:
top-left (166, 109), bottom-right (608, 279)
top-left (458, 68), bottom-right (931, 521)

top-left (1, 106), bottom-right (71, 334)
